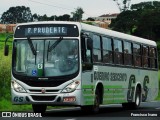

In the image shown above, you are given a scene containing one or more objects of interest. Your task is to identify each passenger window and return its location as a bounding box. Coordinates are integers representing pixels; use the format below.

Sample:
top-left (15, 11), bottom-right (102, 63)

top-left (149, 47), bottom-right (157, 68)
top-left (133, 44), bottom-right (141, 67)
top-left (114, 39), bottom-right (123, 64)
top-left (124, 41), bottom-right (132, 65)
top-left (143, 46), bottom-right (149, 67)
top-left (93, 35), bottom-right (102, 62)
top-left (102, 37), bottom-right (112, 63)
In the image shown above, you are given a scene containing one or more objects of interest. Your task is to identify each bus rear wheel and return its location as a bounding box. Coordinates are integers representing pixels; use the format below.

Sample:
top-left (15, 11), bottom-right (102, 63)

top-left (32, 104), bottom-right (47, 114)
top-left (133, 87), bottom-right (141, 109)
top-left (122, 87), bottom-right (141, 109)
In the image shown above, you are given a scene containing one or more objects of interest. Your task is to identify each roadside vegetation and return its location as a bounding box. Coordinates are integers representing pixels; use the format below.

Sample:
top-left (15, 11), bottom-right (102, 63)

top-left (0, 33), bottom-right (32, 111)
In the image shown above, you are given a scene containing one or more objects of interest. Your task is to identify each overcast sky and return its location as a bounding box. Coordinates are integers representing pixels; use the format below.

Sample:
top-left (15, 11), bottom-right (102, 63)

top-left (0, 0), bottom-right (156, 19)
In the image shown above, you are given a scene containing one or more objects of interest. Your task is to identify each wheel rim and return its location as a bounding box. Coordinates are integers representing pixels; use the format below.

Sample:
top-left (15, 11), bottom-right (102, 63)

top-left (136, 93), bottom-right (140, 106)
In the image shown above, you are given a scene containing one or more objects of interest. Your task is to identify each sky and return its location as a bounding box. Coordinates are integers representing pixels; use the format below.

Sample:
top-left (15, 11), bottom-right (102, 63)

top-left (0, 0), bottom-right (156, 19)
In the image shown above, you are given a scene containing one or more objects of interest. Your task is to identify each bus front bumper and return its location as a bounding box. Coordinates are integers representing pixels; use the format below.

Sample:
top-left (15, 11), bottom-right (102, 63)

top-left (11, 88), bottom-right (82, 106)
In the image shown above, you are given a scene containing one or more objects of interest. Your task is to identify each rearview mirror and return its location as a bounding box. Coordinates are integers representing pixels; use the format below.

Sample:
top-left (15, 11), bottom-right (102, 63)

top-left (4, 45), bottom-right (9, 56)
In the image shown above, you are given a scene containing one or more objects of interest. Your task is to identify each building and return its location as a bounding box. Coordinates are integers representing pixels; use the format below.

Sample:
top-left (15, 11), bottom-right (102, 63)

top-left (0, 24), bottom-right (16, 33)
top-left (84, 13), bottom-right (119, 29)
top-left (92, 13), bottom-right (119, 24)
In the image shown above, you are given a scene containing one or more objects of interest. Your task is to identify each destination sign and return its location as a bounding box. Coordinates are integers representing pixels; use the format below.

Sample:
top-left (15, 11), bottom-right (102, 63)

top-left (25, 27), bottom-right (67, 36)
top-left (14, 24), bottom-right (79, 38)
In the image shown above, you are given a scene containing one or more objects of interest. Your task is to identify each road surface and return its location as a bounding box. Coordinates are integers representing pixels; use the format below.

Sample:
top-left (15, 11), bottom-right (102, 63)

top-left (1, 101), bottom-right (160, 120)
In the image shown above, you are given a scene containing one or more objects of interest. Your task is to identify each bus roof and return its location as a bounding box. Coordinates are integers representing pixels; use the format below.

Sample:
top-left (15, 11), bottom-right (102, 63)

top-left (15, 21), bottom-right (156, 46)
top-left (80, 23), bottom-right (156, 47)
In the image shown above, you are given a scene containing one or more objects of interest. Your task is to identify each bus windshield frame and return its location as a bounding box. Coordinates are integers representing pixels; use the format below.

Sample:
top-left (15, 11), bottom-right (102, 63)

top-left (12, 38), bottom-right (79, 81)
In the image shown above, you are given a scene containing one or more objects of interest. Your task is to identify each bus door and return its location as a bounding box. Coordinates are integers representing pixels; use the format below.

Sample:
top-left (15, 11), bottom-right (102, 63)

top-left (81, 34), bottom-right (94, 105)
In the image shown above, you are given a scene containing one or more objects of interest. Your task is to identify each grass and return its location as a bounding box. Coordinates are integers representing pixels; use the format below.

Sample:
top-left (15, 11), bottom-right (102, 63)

top-left (0, 100), bottom-right (32, 111)
top-left (0, 33), bottom-right (33, 111)
top-left (156, 71), bottom-right (160, 100)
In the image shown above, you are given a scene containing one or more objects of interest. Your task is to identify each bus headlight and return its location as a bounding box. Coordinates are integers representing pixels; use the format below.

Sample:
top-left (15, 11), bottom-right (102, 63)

top-left (12, 81), bottom-right (26, 93)
top-left (62, 81), bottom-right (80, 93)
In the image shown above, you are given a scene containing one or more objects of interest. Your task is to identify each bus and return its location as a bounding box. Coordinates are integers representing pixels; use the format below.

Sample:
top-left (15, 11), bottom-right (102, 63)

top-left (4, 21), bottom-right (159, 114)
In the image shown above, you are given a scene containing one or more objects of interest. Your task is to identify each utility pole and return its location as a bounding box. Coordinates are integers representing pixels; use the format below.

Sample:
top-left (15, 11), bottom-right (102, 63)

top-left (113, 0), bottom-right (131, 12)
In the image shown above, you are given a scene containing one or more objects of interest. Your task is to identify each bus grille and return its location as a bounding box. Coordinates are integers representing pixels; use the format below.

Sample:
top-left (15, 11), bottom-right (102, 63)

top-left (29, 89), bottom-right (59, 93)
top-left (31, 95), bottom-right (56, 101)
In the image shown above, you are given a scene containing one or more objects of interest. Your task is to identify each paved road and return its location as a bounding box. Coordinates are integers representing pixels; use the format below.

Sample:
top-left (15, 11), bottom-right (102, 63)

top-left (1, 101), bottom-right (160, 120)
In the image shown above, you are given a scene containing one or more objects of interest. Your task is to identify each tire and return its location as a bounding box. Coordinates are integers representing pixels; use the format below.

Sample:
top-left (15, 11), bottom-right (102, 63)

top-left (32, 104), bottom-right (47, 114)
top-left (122, 87), bottom-right (141, 109)
top-left (92, 89), bottom-right (100, 113)
top-left (133, 87), bottom-right (141, 109)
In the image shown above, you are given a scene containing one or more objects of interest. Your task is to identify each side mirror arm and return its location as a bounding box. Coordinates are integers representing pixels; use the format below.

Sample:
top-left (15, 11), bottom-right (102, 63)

top-left (4, 34), bottom-right (13, 56)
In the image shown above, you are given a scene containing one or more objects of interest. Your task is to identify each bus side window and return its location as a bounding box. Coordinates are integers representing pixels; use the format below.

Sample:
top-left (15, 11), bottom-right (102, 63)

top-left (142, 46), bottom-right (149, 68)
top-left (149, 47), bottom-right (157, 68)
top-left (102, 37), bottom-right (113, 63)
top-left (93, 35), bottom-right (102, 62)
top-left (113, 39), bottom-right (123, 64)
top-left (133, 44), bottom-right (141, 67)
top-left (124, 41), bottom-right (132, 65)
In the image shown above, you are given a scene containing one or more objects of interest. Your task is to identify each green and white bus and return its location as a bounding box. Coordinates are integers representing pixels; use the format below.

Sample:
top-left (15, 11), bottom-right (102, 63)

top-left (4, 21), bottom-right (159, 113)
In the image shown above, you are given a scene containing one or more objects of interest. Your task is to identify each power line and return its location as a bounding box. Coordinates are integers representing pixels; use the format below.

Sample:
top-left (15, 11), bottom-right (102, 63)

top-left (28, 0), bottom-right (72, 11)
top-left (26, 0), bottom-right (92, 18)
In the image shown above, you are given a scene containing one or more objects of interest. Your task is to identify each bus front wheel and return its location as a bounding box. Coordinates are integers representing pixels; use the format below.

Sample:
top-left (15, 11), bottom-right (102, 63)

top-left (93, 89), bottom-right (100, 113)
top-left (81, 89), bottom-right (100, 113)
top-left (32, 104), bottom-right (47, 114)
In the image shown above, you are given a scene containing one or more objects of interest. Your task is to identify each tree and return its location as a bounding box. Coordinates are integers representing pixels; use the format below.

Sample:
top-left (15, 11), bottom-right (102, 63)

top-left (131, 1), bottom-right (160, 11)
top-left (56, 14), bottom-right (71, 21)
top-left (110, 1), bottom-right (160, 41)
top-left (110, 10), bottom-right (140, 34)
top-left (1, 6), bottom-right (32, 24)
top-left (71, 7), bottom-right (84, 21)
top-left (86, 17), bottom-right (95, 21)
top-left (32, 13), bottom-right (39, 22)
top-left (134, 9), bottom-right (160, 40)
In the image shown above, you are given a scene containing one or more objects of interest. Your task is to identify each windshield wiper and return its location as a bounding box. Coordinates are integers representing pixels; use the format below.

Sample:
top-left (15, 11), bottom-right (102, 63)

top-left (27, 37), bottom-right (36, 55)
top-left (48, 37), bottom-right (63, 52)
top-left (27, 37), bottom-right (37, 64)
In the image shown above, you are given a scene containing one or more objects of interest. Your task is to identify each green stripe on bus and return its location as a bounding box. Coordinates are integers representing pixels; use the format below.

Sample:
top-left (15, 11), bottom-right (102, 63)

top-left (104, 85), bottom-right (122, 89)
top-left (113, 95), bottom-right (124, 98)
top-left (104, 95), bottom-right (114, 99)
top-left (85, 101), bottom-right (94, 105)
top-left (104, 90), bottom-right (113, 93)
top-left (83, 90), bottom-right (93, 94)
top-left (114, 90), bottom-right (123, 93)
top-left (103, 99), bottom-right (126, 104)
top-left (82, 85), bottom-right (94, 89)
top-left (84, 96), bottom-right (94, 99)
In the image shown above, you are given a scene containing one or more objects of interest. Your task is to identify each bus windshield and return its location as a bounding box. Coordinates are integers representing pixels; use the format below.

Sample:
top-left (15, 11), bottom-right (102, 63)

top-left (13, 39), bottom-right (79, 77)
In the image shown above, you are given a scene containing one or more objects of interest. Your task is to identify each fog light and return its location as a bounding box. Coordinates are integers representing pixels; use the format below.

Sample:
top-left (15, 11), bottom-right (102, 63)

top-left (63, 96), bottom-right (76, 102)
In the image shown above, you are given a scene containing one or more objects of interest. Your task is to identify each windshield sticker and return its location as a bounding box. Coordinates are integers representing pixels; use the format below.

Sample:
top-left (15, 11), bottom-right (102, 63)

top-left (38, 64), bottom-right (43, 69)
top-left (32, 70), bottom-right (37, 76)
